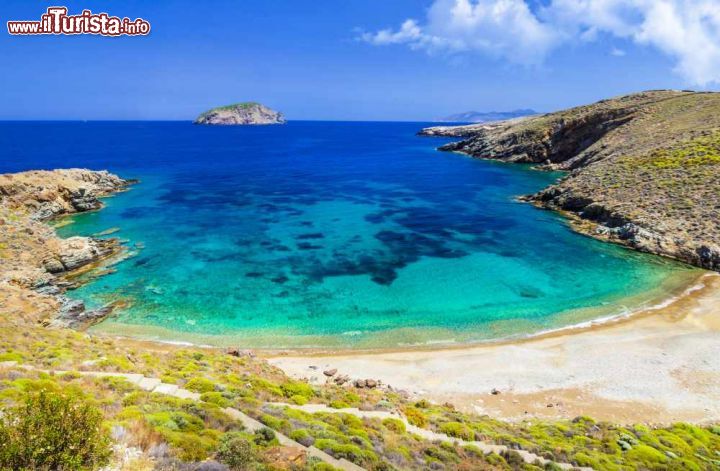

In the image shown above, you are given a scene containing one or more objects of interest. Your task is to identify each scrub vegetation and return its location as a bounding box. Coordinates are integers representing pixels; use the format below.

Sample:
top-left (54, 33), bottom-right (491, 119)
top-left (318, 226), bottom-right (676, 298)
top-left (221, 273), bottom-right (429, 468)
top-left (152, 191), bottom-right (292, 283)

top-left (1, 318), bottom-right (719, 470)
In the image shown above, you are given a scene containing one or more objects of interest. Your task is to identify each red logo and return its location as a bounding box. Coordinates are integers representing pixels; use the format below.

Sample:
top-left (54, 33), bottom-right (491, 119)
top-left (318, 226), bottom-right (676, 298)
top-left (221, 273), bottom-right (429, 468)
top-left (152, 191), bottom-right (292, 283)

top-left (7, 6), bottom-right (151, 36)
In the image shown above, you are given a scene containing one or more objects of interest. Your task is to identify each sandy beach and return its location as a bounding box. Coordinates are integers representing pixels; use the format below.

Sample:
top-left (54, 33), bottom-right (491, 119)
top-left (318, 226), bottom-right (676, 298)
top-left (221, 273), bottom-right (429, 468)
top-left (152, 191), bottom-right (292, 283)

top-left (269, 273), bottom-right (720, 424)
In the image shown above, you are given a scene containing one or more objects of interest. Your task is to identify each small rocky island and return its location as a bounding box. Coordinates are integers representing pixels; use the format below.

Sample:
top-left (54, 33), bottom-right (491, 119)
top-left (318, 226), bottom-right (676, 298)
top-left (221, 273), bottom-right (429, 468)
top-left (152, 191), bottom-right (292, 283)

top-left (193, 102), bottom-right (285, 125)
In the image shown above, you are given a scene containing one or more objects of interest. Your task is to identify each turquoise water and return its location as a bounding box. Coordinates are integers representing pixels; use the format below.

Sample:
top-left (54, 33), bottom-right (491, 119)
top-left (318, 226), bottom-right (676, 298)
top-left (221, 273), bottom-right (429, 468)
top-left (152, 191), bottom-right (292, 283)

top-left (2, 121), bottom-right (694, 348)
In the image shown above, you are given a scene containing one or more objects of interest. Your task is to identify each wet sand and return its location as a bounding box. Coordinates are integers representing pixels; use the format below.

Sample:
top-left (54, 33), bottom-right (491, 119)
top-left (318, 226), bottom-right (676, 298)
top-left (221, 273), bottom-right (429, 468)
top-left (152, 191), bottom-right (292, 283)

top-left (269, 273), bottom-right (720, 424)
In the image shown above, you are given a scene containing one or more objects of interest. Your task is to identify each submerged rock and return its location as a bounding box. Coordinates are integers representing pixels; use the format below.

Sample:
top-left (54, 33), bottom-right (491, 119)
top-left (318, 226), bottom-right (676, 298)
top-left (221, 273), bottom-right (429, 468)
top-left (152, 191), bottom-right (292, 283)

top-left (194, 102), bottom-right (285, 125)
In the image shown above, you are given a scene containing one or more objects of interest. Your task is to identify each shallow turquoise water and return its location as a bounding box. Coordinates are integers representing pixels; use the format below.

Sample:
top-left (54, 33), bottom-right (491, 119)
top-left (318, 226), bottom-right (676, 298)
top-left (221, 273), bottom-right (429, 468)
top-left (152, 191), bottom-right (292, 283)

top-left (5, 121), bottom-right (692, 348)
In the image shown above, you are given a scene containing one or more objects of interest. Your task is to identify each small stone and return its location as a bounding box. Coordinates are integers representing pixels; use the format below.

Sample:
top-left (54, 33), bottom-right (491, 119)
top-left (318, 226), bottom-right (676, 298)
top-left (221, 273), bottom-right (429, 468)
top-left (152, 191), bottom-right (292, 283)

top-left (241, 349), bottom-right (256, 358)
top-left (323, 368), bottom-right (337, 377)
top-left (617, 439), bottom-right (633, 451)
top-left (491, 388), bottom-right (501, 395)
top-left (225, 347), bottom-right (240, 357)
top-left (354, 379), bottom-right (366, 388)
top-left (365, 379), bottom-right (377, 388)
top-left (546, 403), bottom-right (554, 408)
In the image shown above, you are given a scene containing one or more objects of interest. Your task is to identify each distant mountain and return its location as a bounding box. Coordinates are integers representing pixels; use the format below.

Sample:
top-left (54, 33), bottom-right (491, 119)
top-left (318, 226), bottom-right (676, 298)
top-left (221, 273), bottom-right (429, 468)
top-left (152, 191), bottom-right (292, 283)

top-left (440, 109), bottom-right (537, 123)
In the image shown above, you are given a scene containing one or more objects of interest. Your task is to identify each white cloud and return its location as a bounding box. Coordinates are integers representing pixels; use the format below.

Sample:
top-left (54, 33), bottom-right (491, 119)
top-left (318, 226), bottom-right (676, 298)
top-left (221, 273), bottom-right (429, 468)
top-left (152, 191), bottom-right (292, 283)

top-left (360, 0), bottom-right (720, 86)
top-left (362, 0), bottom-right (560, 64)
top-left (610, 48), bottom-right (626, 56)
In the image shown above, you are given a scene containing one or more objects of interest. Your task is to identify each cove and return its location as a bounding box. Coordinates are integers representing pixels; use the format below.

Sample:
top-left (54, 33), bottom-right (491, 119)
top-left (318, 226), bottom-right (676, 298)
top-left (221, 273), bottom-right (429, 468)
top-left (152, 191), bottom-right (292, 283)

top-left (1, 121), bottom-right (698, 348)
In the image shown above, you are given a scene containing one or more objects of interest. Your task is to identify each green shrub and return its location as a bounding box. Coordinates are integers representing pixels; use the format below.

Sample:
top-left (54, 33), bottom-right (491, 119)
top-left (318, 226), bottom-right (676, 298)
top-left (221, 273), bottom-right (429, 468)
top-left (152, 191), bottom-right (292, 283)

top-left (382, 417), bottom-right (406, 434)
top-left (290, 428), bottom-right (315, 446)
top-left (201, 391), bottom-right (231, 407)
top-left (281, 381), bottom-right (315, 399)
top-left (439, 421), bottom-right (474, 441)
top-left (290, 394), bottom-right (308, 405)
top-left (404, 407), bottom-right (428, 428)
top-left (260, 413), bottom-right (286, 431)
top-left (254, 427), bottom-right (276, 446)
top-left (625, 444), bottom-right (668, 467)
top-left (329, 400), bottom-right (350, 409)
top-left (185, 377), bottom-right (216, 393)
top-left (0, 389), bottom-right (111, 470)
top-left (315, 439), bottom-right (368, 463)
top-left (217, 432), bottom-right (256, 470)
top-left (0, 351), bottom-right (23, 362)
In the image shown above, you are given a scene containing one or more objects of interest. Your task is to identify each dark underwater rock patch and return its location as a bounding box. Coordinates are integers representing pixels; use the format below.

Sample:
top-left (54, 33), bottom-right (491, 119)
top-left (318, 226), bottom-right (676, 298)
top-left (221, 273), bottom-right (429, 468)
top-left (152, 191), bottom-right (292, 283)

top-left (296, 233), bottom-right (324, 240)
top-left (297, 242), bottom-right (323, 250)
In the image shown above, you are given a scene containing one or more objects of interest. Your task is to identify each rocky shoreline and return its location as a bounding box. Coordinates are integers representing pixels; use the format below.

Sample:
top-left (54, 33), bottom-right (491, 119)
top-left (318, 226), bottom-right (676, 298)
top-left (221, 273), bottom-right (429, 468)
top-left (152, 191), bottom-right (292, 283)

top-left (0, 169), bottom-right (132, 328)
top-left (420, 90), bottom-right (720, 271)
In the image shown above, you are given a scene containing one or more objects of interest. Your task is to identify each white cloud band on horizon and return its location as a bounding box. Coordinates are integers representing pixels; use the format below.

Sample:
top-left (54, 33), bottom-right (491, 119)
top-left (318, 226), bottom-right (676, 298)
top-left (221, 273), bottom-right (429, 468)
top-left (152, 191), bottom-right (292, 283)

top-left (360, 0), bottom-right (720, 86)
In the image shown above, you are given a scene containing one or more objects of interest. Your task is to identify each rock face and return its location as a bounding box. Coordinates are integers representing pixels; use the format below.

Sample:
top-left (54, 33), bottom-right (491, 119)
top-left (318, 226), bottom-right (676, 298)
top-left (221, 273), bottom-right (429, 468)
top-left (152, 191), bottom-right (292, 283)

top-left (0, 169), bottom-right (130, 325)
top-left (420, 90), bottom-right (720, 271)
top-left (194, 102), bottom-right (285, 125)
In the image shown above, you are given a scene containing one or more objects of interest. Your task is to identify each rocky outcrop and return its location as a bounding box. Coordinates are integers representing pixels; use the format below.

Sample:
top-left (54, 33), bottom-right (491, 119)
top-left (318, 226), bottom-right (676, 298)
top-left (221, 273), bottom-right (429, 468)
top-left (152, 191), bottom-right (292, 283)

top-left (0, 169), bottom-right (131, 326)
top-left (421, 90), bottom-right (720, 271)
top-left (194, 102), bottom-right (285, 125)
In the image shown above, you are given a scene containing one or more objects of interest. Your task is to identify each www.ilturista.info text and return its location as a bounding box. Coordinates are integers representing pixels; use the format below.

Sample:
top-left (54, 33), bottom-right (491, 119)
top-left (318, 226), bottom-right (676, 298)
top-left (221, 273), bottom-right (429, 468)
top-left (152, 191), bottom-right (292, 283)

top-left (7, 7), bottom-right (150, 36)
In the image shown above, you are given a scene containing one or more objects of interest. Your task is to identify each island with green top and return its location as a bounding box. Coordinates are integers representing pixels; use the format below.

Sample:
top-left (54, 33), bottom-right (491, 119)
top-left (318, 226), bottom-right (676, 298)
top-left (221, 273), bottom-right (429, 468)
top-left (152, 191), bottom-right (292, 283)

top-left (194, 102), bottom-right (286, 125)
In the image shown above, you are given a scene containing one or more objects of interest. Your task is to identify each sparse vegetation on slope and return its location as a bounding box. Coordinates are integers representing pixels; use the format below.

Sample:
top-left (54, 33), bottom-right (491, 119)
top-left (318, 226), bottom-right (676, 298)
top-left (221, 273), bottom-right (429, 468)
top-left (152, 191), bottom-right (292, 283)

top-left (2, 165), bottom-right (719, 469)
top-left (421, 91), bottom-right (720, 271)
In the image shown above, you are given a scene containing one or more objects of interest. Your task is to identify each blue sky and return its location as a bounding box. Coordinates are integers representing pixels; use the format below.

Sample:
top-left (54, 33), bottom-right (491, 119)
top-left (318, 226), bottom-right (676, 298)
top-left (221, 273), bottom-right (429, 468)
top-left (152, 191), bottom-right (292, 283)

top-left (1, 0), bottom-right (718, 121)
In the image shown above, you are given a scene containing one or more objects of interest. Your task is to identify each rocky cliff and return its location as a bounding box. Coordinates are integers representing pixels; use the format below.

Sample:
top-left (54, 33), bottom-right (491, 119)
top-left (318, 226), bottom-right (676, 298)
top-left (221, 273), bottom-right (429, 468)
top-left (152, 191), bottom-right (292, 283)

top-left (420, 90), bottom-right (720, 271)
top-left (0, 169), bottom-right (130, 326)
top-left (194, 102), bottom-right (285, 125)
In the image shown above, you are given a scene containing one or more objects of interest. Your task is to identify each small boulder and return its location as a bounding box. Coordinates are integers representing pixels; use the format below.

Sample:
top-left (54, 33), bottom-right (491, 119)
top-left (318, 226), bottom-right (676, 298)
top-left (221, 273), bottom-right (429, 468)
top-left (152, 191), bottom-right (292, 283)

top-left (323, 368), bottom-right (337, 377)
top-left (365, 379), bottom-right (378, 388)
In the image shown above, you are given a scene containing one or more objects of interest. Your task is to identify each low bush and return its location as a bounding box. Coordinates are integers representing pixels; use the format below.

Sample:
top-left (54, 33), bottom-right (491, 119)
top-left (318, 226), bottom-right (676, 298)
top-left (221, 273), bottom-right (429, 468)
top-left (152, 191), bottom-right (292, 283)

top-left (185, 377), bottom-right (216, 393)
top-left (216, 432), bottom-right (256, 470)
top-left (0, 388), bottom-right (111, 470)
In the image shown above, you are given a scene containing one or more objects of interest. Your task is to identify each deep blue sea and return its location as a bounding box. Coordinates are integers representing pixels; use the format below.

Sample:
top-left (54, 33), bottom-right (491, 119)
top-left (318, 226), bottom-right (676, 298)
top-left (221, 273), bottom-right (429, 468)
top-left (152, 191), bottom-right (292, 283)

top-left (0, 121), bottom-right (697, 348)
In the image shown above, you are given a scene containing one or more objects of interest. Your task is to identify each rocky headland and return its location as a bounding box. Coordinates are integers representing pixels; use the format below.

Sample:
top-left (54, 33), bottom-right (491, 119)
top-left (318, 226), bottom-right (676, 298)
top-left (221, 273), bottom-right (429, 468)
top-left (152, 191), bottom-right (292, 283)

top-left (0, 169), bottom-right (131, 327)
top-left (194, 102), bottom-right (286, 125)
top-left (420, 90), bottom-right (720, 271)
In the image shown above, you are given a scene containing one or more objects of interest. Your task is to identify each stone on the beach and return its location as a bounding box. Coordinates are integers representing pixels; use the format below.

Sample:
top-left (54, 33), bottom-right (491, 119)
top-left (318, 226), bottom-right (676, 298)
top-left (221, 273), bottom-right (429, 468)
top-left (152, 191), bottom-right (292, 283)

top-left (354, 379), bottom-right (366, 388)
top-left (323, 368), bottom-right (337, 377)
top-left (491, 388), bottom-right (501, 395)
top-left (226, 348), bottom-right (255, 358)
top-left (365, 379), bottom-right (378, 388)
